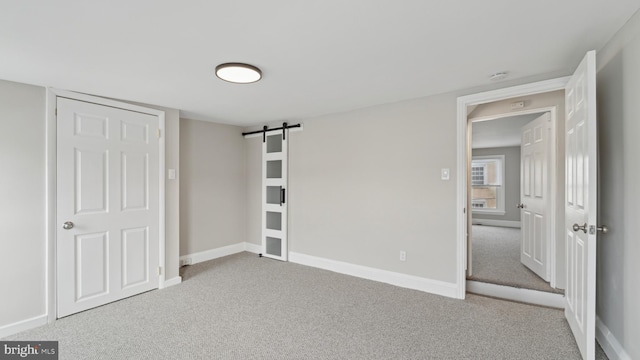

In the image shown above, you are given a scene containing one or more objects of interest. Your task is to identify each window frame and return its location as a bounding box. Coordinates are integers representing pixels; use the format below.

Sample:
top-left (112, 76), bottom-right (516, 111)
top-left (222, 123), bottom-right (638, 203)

top-left (471, 154), bottom-right (506, 215)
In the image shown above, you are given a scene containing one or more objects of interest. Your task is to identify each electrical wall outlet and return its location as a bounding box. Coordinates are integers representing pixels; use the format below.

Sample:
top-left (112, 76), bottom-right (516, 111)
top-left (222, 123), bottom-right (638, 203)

top-left (399, 251), bottom-right (406, 262)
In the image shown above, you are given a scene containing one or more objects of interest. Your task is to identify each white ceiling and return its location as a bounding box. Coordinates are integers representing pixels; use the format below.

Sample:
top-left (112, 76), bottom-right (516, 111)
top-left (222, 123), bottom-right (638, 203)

top-left (1, 1), bottom-right (638, 126)
top-left (472, 113), bottom-right (543, 149)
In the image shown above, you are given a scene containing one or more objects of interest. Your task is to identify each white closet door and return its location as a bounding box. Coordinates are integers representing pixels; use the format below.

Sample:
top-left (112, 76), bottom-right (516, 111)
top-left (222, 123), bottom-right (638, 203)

top-left (262, 132), bottom-right (288, 261)
top-left (57, 97), bottom-right (160, 318)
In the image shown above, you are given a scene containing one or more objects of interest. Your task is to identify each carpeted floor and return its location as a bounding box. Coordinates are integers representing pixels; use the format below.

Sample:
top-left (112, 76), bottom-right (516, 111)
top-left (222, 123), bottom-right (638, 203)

top-left (5, 252), bottom-right (606, 359)
top-left (468, 225), bottom-right (564, 294)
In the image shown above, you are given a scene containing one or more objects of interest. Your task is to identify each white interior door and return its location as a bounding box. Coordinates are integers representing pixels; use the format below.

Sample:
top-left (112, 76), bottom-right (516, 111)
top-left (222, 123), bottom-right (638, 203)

top-left (261, 131), bottom-right (288, 261)
top-left (520, 112), bottom-right (550, 281)
top-left (565, 50), bottom-right (598, 360)
top-left (57, 97), bottom-right (160, 318)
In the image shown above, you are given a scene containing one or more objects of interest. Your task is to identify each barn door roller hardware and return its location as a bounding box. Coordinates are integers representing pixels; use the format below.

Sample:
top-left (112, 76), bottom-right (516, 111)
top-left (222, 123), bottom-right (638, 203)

top-left (242, 122), bottom-right (302, 142)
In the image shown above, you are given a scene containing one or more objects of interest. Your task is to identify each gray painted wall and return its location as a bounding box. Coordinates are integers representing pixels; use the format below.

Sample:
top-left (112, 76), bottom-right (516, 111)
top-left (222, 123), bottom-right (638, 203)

top-left (0, 80), bottom-right (46, 329)
top-left (247, 95), bottom-right (459, 282)
top-left (472, 146), bottom-right (521, 223)
top-left (179, 118), bottom-right (247, 255)
top-left (246, 137), bottom-right (262, 247)
top-left (596, 9), bottom-right (640, 360)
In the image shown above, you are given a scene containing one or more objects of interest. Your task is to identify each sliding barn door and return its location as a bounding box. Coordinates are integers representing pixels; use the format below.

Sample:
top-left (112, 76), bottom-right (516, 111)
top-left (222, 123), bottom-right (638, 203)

top-left (261, 131), bottom-right (288, 261)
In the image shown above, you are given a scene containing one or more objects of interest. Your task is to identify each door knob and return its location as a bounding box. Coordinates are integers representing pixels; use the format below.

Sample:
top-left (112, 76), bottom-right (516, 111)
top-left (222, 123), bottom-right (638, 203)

top-left (516, 203), bottom-right (525, 209)
top-left (62, 221), bottom-right (74, 230)
top-left (572, 223), bottom-right (587, 233)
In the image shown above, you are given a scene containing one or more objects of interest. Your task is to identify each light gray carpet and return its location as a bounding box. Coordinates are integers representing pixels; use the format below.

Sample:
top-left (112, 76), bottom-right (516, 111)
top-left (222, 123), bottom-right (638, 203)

top-left (468, 225), bottom-right (564, 294)
top-left (5, 252), bottom-right (606, 359)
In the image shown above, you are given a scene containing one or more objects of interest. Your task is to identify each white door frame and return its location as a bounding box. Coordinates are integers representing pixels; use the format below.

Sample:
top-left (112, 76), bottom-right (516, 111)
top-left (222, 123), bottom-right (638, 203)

top-left (45, 88), bottom-right (166, 322)
top-left (456, 77), bottom-right (569, 299)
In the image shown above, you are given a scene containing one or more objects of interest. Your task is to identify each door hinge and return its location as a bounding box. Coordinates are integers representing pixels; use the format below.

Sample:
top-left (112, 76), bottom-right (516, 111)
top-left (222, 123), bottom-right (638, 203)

top-left (158, 266), bottom-right (162, 275)
top-left (55, 108), bottom-right (57, 116)
top-left (157, 129), bottom-right (161, 138)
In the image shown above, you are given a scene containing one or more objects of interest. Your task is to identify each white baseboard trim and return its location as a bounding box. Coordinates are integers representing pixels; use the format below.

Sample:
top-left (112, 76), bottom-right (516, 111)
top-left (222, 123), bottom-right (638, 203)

top-left (289, 252), bottom-right (458, 299)
top-left (163, 276), bottom-right (182, 288)
top-left (466, 280), bottom-right (564, 308)
top-left (244, 242), bottom-right (261, 254)
top-left (596, 316), bottom-right (631, 360)
top-left (180, 243), bottom-right (246, 265)
top-left (180, 242), bottom-right (262, 266)
top-left (0, 314), bottom-right (48, 339)
top-left (472, 219), bottom-right (521, 228)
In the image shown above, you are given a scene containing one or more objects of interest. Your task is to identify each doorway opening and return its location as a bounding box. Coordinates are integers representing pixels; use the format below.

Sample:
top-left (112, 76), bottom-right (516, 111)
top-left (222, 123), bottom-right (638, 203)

top-left (467, 108), bottom-right (563, 296)
top-left (454, 78), bottom-right (570, 305)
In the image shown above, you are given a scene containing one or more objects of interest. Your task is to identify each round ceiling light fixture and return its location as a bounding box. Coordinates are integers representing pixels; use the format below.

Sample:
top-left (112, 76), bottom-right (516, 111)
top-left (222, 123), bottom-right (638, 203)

top-left (215, 63), bottom-right (262, 84)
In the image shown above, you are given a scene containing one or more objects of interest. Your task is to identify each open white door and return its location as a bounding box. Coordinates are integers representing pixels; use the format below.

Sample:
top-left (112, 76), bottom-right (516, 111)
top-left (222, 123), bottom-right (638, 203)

top-left (565, 50), bottom-right (598, 360)
top-left (57, 97), bottom-right (160, 318)
top-left (261, 130), bottom-right (288, 261)
top-left (520, 112), bottom-right (550, 281)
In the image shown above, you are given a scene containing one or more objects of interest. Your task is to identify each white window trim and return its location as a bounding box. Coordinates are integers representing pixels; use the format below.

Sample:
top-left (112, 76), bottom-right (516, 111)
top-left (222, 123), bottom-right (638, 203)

top-left (471, 154), bottom-right (506, 215)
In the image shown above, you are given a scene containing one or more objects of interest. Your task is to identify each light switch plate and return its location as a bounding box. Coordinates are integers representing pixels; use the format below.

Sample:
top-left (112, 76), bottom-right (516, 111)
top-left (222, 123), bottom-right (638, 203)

top-left (441, 168), bottom-right (450, 180)
top-left (168, 169), bottom-right (176, 180)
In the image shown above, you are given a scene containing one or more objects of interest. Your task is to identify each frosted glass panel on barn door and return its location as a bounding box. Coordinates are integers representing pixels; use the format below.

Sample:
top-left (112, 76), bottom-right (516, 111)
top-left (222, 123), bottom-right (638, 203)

top-left (262, 132), bottom-right (288, 261)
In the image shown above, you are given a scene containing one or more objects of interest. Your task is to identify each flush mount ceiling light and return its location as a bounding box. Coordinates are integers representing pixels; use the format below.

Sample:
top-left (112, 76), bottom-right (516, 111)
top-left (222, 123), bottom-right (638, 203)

top-left (215, 63), bottom-right (262, 84)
